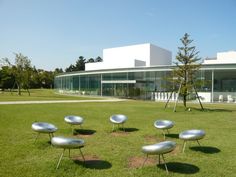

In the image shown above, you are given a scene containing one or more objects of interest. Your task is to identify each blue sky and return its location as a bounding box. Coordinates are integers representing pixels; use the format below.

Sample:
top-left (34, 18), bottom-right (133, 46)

top-left (0, 0), bottom-right (235, 70)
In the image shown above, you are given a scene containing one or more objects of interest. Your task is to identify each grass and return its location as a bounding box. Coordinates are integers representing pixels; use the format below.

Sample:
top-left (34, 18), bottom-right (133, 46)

top-left (0, 89), bottom-right (103, 101)
top-left (0, 91), bottom-right (236, 176)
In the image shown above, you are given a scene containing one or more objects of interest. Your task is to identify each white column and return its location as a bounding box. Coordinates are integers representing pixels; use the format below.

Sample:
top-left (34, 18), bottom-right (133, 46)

top-left (211, 70), bottom-right (214, 102)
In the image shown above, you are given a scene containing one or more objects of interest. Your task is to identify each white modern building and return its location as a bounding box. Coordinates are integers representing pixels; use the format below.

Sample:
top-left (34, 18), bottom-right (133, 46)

top-left (203, 51), bottom-right (236, 64)
top-left (85, 43), bottom-right (172, 71)
top-left (55, 43), bottom-right (236, 103)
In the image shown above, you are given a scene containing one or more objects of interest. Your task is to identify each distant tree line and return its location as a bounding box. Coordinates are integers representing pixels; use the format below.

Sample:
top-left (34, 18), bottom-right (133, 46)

top-left (0, 53), bottom-right (102, 95)
top-left (65, 56), bottom-right (102, 72)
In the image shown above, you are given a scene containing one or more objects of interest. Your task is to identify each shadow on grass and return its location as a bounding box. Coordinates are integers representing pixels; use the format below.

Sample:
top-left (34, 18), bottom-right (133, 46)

top-left (110, 127), bottom-right (139, 133)
top-left (190, 146), bottom-right (221, 154)
top-left (73, 129), bottom-right (96, 135)
top-left (74, 159), bottom-right (112, 170)
top-left (165, 133), bottom-right (179, 139)
top-left (123, 127), bottom-right (139, 132)
top-left (158, 162), bottom-right (199, 174)
top-left (191, 107), bottom-right (233, 112)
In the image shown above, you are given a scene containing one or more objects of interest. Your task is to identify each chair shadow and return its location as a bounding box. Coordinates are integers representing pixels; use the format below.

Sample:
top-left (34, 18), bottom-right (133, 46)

top-left (191, 107), bottom-right (233, 112)
top-left (123, 127), bottom-right (139, 132)
top-left (158, 162), bottom-right (199, 174)
top-left (165, 133), bottom-right (179, 139)
top-left (190, 146), bottom-right (221, 154)
top-left (74, 159), bottom-right (112, 170)
top-left (73, 129), bottom-right (96, 135)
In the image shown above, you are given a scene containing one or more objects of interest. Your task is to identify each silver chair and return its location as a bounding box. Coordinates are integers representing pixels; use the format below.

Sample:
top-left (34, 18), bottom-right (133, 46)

top-left (64, 115), bottom-right (84, 134)
top-left (154, 120), bottom-right (174, 139)
top-left (51, 136), bottom-right (85, 169)
top-left (32, 122), bottom-right (57, 143)
top-left (110, 114), bottom-right (127, 131)
top-left (142, 141), bottom-right (176, 174)
top-left (179, 129), bottom-right (205, 152)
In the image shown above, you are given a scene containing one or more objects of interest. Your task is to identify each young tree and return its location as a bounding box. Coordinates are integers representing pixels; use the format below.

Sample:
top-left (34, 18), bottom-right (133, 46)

top-left (174, 33), bottom-right (203, 109)
top-left (1, 53), bottom-right (32, 95)
top-left (13, 53), bottom-right (32, 95)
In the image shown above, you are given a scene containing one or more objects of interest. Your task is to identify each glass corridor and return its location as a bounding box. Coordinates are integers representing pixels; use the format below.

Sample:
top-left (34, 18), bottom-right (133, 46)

top-left (54, 68), bottom-right (236, 102)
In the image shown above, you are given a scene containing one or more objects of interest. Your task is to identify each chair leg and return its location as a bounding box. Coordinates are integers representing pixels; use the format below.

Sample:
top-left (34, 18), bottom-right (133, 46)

top-left (182, 141), bottom-right (187, 153)
top-left (161, 154), bottom-right (168, 174)
top-left (167, 129), bottom-right (170, 134)
top-left (34, 133), bottom-right (40, 143)
top-left (79, 148), bottom-right (85, 163)
top-left (49, 133), bottom-right (52, 140)
top-left (49, 133), bottom-right (53, 146)
top-left (158, 154), bottom-right (161, 164)
top-left (71, 125), bottom-right (74, 134)
top-left (197, 140), bottom-right (201, 146)
top-left (142, 154), bottom-right (148, 167)
top-left (162, 130), bottom-right (166, 140)
top-left (56, 149), bottom-right (65, 169)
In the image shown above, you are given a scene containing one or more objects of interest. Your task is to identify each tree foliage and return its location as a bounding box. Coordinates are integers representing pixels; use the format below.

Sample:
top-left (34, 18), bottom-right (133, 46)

top-left (173, 33), bottom-right (202, 108)
top-left (0, 53), bottom-right (62, 94)
top-left (95, 56), bottom-right (103, 62)
top-left (65, 55), bottom-right (103, 72)
top-left (0, 66), bottom-right (14, 90)
top-left (0, 53), bottom-right (32, 95)
top-left (1, 52), bottom-right (102, 93)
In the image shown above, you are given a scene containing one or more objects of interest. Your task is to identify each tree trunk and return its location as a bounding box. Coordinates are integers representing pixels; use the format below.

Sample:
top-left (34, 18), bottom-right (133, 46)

top-left (17, 83), bottom-right (21, 95)
top-left (183, 95), bottom-right (187, 108)
top-left (26, 88), bottom-right (30, 96)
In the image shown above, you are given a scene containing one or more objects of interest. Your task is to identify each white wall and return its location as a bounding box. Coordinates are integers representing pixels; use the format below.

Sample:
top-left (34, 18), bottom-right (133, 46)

top-left (150, 44), bottom-right (172, 66)
top-left (85, 43), bottom-right (172, 71)
top-left (203, 51), bottom-right (236, 64)
top-left (85, 62), bottom-right (104, 71)
top-left (135, 59), bottom-right (146, 67)
top-left (102, 43), bottom-right (150, 69)
top-left (198, 92), bottom-right (211, 102)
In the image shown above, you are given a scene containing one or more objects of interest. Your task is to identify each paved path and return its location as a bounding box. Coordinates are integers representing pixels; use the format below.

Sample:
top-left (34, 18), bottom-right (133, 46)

top-left (0, 99), bottom-right (126, 105)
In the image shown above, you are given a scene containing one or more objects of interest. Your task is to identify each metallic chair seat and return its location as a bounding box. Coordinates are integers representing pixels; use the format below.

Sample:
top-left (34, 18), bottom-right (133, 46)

top-left (32, 122), bottom-right (58, 133)
top-left (154, 120), bottom-right (174, 139)
top-left (32, 122), bottom-right (57, 142)
top-left (64, 115), bottom-right (84, 125)
top-left (179, 129), bottom-right (205, 141)
top-left (51, 137), bottom-right (85, 169)
top-left (110, 114), bottom-right (127, 131)
top-left (179, 129), bottom-right (205, 152)
top-left (64, 115), bottom-right (84, 134)
top-left (142, 141), bottom-right (176, 155)
top-left (142, 141), bottom-right (176, 174)
top-left (154, 120), bottom-right (174, 130)
top-left (110, 114), bottom-right (127, 124)
top-left (51, 137), bottom-right (85, 149)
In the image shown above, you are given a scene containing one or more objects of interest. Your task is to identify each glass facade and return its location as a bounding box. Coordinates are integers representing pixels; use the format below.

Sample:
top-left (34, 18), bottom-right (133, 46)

top-left (54, 65), bottom-right (236, 102)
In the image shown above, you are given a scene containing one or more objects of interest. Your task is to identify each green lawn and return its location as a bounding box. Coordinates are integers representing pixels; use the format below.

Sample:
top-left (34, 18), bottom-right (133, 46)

top-left (0, 89), bottom-right (102, 101)
top-left (0, 93), bottom-right (236, 177)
